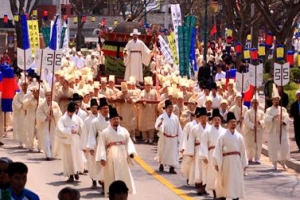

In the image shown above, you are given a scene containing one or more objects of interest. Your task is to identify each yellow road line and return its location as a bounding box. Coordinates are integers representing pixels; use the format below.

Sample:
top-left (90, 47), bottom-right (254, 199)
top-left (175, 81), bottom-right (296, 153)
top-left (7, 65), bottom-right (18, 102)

top-left (134, 156), bottom-right (194, 200)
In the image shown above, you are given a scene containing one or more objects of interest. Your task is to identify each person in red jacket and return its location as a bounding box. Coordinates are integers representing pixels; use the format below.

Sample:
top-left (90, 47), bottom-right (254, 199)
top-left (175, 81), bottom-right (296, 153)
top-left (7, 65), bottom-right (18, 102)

top-left (0, 52), bottom-right (11, 65)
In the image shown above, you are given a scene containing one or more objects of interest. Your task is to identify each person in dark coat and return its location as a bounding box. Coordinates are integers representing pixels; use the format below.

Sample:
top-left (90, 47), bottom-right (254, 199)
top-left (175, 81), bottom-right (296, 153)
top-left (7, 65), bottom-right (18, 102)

top-left (289, 89), bottom-right (300, 151)
top-left (277, 86), bottom-right (289, 108)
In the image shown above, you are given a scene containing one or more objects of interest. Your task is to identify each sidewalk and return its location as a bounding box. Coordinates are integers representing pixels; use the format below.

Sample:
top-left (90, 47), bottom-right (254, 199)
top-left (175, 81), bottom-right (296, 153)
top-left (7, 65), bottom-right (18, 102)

top-left (262, 120), bottom-right (300, 172)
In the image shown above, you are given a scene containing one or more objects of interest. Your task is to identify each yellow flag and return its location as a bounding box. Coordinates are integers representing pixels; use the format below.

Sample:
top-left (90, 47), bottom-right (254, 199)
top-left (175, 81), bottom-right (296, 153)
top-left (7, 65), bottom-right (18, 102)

top-left (27, 20), bottom-right (40, 55)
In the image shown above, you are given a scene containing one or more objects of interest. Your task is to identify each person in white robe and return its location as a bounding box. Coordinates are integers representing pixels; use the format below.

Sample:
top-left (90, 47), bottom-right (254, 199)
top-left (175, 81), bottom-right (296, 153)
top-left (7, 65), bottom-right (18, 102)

top-left (87, 97), bottom-right (110, 192)
top-left (97, 107), bottom-right (137, 197)
top-left (56, 102), bottom-right (84, 183)
top-left (264, 91), bottom-right (290, 170)
top-left (123, 29), bottom-right (152, 82)
top-left (36, 89), bottom-right (62, 160)
top-left (229, 93), bottom-right (248, 134)
top-left (199, 109), bottom-right (226, 199)
top-left (12, 82), bottom-right (28, 147)
top-left (213, 112), bottom-right (248, 200)
top-left (180, 112), bottom-right (197, 184)
top-left (81, 99), bottom-right (99, 189)
top-left (185, 107), bottom-right (211, 195)
top-left (210, 82), bottom-right (222, 109)
top-left (138, 77), bottom-right (158, 144)
top-left (155, 100), bottom-right (182, 174)
top-left (22, 87), bottom-right (43, 151)
top-left (243, 98), bottom-right (264, 164)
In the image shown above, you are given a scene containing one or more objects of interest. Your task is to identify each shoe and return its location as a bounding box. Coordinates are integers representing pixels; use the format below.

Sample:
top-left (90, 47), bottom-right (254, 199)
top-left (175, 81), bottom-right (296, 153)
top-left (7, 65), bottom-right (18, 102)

top-left (84, 169), bottom-right (88, 173)
top-left (0, 141), bottom-right (4, 146)
top-left (66, 176), bottom-right (74, 183)
top-left (29, 149), bottom-right (34, 152)
top-left (280, 161), bottom-right (288, 170)
top-left (74, 173), bottom-right (79, 180)
top-left (159, 164), bottom-right (164, 172)
top-left (255, 160), bottom-right (261, 164)
top-left (272, 162), bottom-right (277, 170)
top-left (186, 179), bottom-right (189, 185)
top-left (169, 167), bottom-right (177, 174)
top-left (144, 139), bottom-right (149, 143)
top-left (46, 157), bottom-right (51, 161)
top-left (149, 139), bottom-right (153, 144)
top-left (91, 181), bottom-right (97, 189)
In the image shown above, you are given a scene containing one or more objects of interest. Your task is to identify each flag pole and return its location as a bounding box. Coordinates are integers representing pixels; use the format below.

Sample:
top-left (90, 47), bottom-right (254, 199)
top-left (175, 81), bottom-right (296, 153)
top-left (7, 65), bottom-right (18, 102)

top-left (279, 65), bottom-right (283, 144)
top-left (240, 72), bottom-right (244, 128)
top-left (49, 50), bottom-right (56, 132)
top-left (37, 50), bottom-right (44, 108)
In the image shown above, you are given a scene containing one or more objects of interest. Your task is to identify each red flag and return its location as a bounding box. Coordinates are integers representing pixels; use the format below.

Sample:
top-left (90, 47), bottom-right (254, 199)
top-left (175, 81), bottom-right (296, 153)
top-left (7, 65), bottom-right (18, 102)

top-left (210, 24), bottom-right (217, 35)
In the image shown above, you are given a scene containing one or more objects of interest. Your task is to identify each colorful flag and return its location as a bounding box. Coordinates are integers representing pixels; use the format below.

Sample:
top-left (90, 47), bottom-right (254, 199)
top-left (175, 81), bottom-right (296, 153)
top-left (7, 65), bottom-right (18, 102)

top-left (210, 24), bottom-right (217, 35)
top-left (1, 67), bottom-right (19, 112)
top-left (21, 14), bottom-right (30, 50)
top-left (49, 15), bottom-right (59, 50)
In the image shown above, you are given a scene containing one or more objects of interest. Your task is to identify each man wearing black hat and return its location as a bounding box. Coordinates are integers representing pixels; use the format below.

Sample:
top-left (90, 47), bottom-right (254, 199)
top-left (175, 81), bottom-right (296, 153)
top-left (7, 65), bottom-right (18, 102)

top-left (108, 180), bottom-right (129, 200)
top-left (155, 100), bottom-right (183, 174)
top-left (98, 106), bottom-right (137, 196)
top-left (213, 112), bottom-right (248, 200)
top-left (209, 82), bottom-right (222, 109)
top-left (185, 107), bottom-right (211, 195)
top-left (57, 102), bottom-right (84, 183)
top-left (81, 99), bottom-right (100, 189)
top-left (69, 93), bottom-right (87, 121)
top-left (88, 98), bottom-right (110, 192)
top-left (200, 109), bottom-right (226, 200)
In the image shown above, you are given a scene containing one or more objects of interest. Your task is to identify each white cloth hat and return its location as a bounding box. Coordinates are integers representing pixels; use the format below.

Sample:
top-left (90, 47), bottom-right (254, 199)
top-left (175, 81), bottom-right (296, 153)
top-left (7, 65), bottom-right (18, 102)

top-left (130, 28), bottom-right (141, 36)
top-left (108, 75), bottom-right (115, 82)
top-left (144, 76), bottom-right (153, 85)
top-left (101, 77), bottom-right (107, 83)
top-left (296, 89), bottom-right (300, 95)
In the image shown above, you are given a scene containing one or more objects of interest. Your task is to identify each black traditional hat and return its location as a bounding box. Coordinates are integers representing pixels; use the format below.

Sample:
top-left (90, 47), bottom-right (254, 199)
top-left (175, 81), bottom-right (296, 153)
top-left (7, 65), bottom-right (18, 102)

top-left (210, 82), bottom-right (217, 90)
top-left (69, 93), bottom-right (83, 101)
top-left (109, 107), bottom-right (121, 119)
top-left (90, 98), bottom-right (98, 108)
top-left (209, 108), bottom-right (223, 121)
top-left (163, 99), bottom-right (173, 109)
top-left (99, 97), bottom-right (109, 109)
top-left (195, 107), bottom-right (207, 117)
top-left (67, 102), bottom-right (76, 112)
top-left (226, 111), bottom-right (237, 122)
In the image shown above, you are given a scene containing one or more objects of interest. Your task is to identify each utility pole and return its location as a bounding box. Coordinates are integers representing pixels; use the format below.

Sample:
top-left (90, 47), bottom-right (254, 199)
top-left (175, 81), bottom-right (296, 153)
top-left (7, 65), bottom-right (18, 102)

top-left (203, 0), bottom-right (209, 62)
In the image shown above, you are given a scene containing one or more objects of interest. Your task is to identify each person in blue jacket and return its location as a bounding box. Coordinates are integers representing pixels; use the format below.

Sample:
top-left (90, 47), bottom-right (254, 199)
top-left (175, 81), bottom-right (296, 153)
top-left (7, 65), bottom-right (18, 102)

top-left (7, 162), bottom-right (40, 200)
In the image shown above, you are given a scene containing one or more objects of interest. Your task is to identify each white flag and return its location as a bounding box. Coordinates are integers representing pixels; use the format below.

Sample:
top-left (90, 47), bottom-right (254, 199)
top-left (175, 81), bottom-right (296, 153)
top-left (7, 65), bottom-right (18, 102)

top-left (17, 48), bottom-right (33, 70)
top-left (41, 48), bottom-right (63, 72)
top-left (249, 64), bottom-right (263, 87)
top-left (235, 72), bottom-right (250, 93)
top-left (273, 62), bottom-right (290, 86)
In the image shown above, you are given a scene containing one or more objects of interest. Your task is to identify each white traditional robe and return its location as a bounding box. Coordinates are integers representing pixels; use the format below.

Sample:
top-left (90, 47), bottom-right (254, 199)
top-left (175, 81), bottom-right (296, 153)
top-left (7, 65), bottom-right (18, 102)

top-left (54, 86), bottom-right (74, 114)
top-left (264, 106), bottom-right (290, 162)
top-left (186, 123), bottom-right (211, 185)
top-left (12, 91), bottom-right (27, 143)
top-left (99, 87), bottom-right (114, 98)
top-left (97, 125), bottom-right (137, 196)
top-left (56, 113), bottom-right (84, 177)
top-left (22, 92), bottom-right (43, 150)
top-left (229, 105), bottom-right (248, 133)
top-left (116, 91), bottom-right (138, 132)
top-left (138, 89), bottom-right (158, 131)
top-left (36, 100), bottom-right (62, 158)
top-left (210, 94), bottom-right (222, 108)
top-left (124, 39), bottom-right (152, 82)
top-left (200, 126), bottom-right (226, 190)
top-left (213, 129), bottom-right (248, 199)
top-left (243, 108), bottom-right (264, 160)
top-left (81, 113), bottom-right (98, 179)
top-left (88, 114), bottom-right (110, 180)
top-left (180, 120), bottom-right (197, 179)
top-left (155, 112), bottom-right (183, 167)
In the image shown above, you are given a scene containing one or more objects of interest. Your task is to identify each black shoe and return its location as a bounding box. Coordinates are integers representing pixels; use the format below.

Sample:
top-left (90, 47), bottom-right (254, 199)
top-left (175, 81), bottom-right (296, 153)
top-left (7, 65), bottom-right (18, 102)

top-left (159, 164), bottom-right (164, 172)
top-left (0, 141), bottom-right (4, 146)
top-left (74, 173), bottom-right (79, 180)
top-left (46, 157), bottom-right (51, 161)
top-left (169, 167), bottom-right (177, 174)
top-left (91, 180), bottom-right (97, 189)
top-left (66, 176), bottom-right (74, 183)
top-left (84, 169), bottom-right (88, 173)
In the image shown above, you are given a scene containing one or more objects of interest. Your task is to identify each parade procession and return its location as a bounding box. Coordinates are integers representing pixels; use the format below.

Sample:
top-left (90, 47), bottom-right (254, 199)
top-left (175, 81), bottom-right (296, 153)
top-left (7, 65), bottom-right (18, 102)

top-left (0, 0), bottom-right (300, 200)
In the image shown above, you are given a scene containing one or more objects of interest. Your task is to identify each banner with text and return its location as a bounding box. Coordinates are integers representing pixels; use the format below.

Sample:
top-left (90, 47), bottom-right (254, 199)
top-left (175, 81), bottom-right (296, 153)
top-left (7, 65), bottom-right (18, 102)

top-left (167, 32), bottom-right (179, 65)
top-left (170, 4), bottom-right (182, 60)
top-left (27, 20), bottom-right (40, 55)
top-left (158, 35), bottom-right (173, 64)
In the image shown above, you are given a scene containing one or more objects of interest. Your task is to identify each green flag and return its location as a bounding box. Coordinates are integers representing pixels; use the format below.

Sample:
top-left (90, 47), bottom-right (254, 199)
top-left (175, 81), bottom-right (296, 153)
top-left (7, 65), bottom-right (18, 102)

top-left (41, 27), bottom-right (51, 47)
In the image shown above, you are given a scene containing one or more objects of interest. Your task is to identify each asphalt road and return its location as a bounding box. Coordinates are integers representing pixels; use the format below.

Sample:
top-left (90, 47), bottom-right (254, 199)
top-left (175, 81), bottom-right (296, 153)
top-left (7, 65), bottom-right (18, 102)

top-left (1, 133), bottom-right (299, 200)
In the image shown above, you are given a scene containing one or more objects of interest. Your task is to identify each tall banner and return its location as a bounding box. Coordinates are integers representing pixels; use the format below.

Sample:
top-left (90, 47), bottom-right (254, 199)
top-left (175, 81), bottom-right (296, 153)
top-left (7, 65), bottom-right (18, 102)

top-left (50, 16), bottom-right (61, 50)
top-left (42, 27), bottom-right (51, 47)
top-left (178, 26), bottom-right (189, 76)
top-left (158, 35), bottom-right (173, 64)
top-left (27, 20), bottom-right (40, 55)
top-left (190, 28), bottom-right (197, 72)
top-left (167, 32), bottom-right (179, 65)
top-left (62, 22), bottom-right (69, 50)
top-left (170, 4), bottom-right (182, 60)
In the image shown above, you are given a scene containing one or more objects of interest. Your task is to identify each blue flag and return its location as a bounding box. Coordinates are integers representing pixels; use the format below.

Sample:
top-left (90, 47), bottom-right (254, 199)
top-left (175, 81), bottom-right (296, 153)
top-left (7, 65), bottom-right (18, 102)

top-left (21, 14), bottom-right (30, 50)
top-left (49, 15), bottom-right (59, 50)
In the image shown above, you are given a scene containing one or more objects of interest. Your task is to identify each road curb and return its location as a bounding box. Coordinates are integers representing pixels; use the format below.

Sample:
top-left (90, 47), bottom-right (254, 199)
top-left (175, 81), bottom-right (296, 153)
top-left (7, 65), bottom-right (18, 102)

top-left (262, 144), bottom-right (300, 172)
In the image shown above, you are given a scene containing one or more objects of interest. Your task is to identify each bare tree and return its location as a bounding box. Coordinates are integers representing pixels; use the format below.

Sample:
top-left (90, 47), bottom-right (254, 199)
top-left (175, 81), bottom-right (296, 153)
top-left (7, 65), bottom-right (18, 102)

top-left (9, 0), bottom-right (40, 48)
top-left (253, 0), bottom-right (300, 49)
top-left (69, 0), bottom-right (103, 51)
